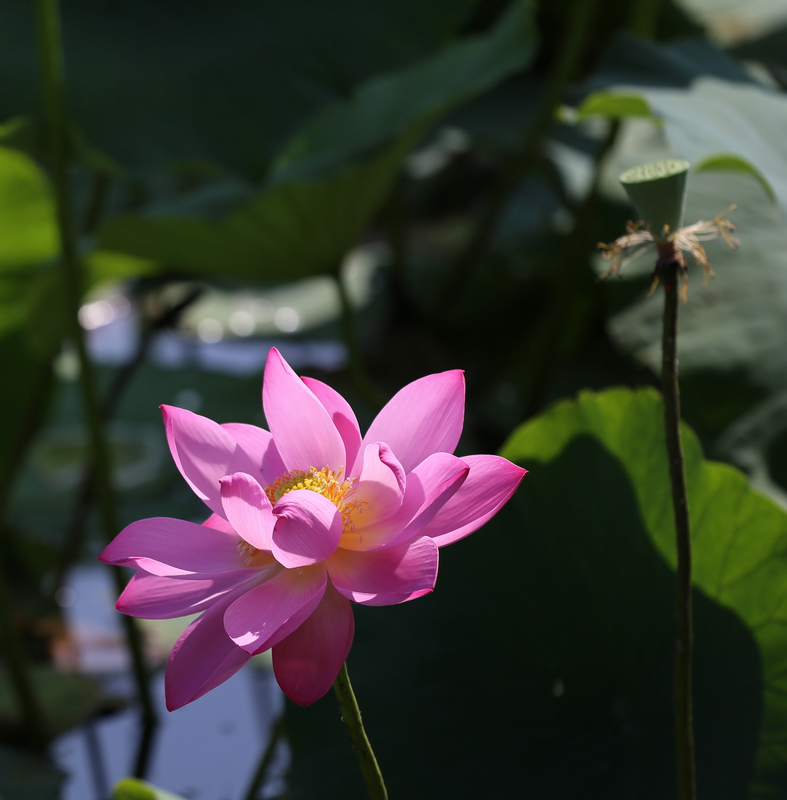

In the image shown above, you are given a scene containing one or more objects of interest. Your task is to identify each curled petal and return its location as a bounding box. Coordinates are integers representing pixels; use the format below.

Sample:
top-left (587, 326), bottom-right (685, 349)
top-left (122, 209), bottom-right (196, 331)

top-left (342, 453), bottom-right (469, 551)
top-left (165, 584), bottom-right (253, 711)
top-left (356, 370), bottom-right (465, 474)
top-left (262, 349), bottom-right (345, 473)
top-left (220, 472), bottom-right (276, 552)
top-left (117, 567), bottom-right (266, 619)
top-left (222, 422), bottom-right (286, 485)
top-left (392, 453), bottom-right (470, 541)
top-left (351, 443), bottom-right (405, 528)
top-left (420, 454), bottom-right (526, 547)
top-left (328, 536), bottom-right (438, 605)
top-left (302, 377), bottom-right (362, 475)
top-left (162, 406), bottom-right (263, 516)
top-left (271, 490), bottom-right (343, 568)
top-left (99, 517), bottom-right (244, 576)
top-left (223, 565), bottom-right (327, 654)
top-left (272, 582), bottom-right (354, 706)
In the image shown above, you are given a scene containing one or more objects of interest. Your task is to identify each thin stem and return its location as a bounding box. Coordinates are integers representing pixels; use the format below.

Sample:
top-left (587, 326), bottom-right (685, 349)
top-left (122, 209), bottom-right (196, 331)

top-left (660, 252), bottom-right (696, 800)
top-left (33, 0), bottom-right (156, 732)
top-left (333, 662), bottom-right (388, 800)
top-left (242, 713), bottom-right (286, 800)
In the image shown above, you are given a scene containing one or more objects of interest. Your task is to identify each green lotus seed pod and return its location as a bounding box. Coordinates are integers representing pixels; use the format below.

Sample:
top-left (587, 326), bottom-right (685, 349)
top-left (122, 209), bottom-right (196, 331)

top-left (620, 159), bottom-right (690, 241)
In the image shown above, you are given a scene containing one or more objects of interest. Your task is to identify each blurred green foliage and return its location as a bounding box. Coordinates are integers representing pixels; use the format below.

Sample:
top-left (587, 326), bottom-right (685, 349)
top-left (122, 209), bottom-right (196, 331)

top-left (4, 0), bottom-right (787, 798)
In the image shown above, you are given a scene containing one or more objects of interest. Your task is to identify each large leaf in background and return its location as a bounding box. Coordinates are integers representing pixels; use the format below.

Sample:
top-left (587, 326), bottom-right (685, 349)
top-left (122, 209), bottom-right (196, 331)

top-left (573, 36), bottom-right (786, 208)
top-left (0, 0), bottom-right (475, 175)
top-left (96, 4), bottom-right (536, 281)
top-left (272, 0), bottom-right (537, 180)
top-left (628, 79), bottom-right (784, 208)
top-left (97, 132), bottom-right (415, 281)
top-left (571, 86), bottom-right (783, 203)
top-left (585, 32), bottom-right (753, 90)
top-left (500, 388), bottom-right (787, 796)
top-left (0, 146), bottom-right (58, 493)
top-left (283, 389), bottom-right (781, 798)
top-left (566, 35), bottom-right (779, 211)
top-left (0, 146), bottom-right (56, 271)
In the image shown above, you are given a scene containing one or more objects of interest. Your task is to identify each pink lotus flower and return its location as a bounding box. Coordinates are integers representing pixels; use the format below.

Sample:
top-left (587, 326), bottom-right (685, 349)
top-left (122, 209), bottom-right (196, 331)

top-left (100, 349), bottom-right (525, 708)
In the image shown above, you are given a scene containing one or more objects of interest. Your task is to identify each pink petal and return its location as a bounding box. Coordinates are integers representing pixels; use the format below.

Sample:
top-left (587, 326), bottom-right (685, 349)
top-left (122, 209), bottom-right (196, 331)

top-left (222, 422), bottom-right (287, 484)
top-left (203, 513), bottom-right (236, 535)
top-left (116, 567), bottom-right (265, 619)
top-left (271, 490), bottom-right (343, 568)
top-left (328, 536), bottom-right (438, 606)
top-left (388, 453), bottom-right (470, 544)
top-left (162, 406), bottom-right (263, 516)
top-left (272, 582), bottom-right (354, 706)
top-left (262, 349), bottom-right (345, 473)
top-left (349, 587), bottom-right (433, 607)
top-left (351, 443), bottom-right (405, 527)
top-left (220, 472), bottom-right (276, 552)
top-left (165, 583), bottom-right (253, 710)
top-left (223, 565), bottom-right (327, 654)
top-left (420, 455), bottom-right (526, 547)
top-left (99, 517), bottom-right (244, 576)
top-left (355, 370), bottom-right (465, 474)
top-left (341, 453), bottom-right (469, 551)
top-left (302, 377), bottom-right (362, 474)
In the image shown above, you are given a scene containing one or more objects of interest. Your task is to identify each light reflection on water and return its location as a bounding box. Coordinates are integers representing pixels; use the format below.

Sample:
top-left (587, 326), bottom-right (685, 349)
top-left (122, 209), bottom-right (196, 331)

top-left (51, 566), bottom-right (288, 800)
top-left (82, 308), bottom-right (347, 378)
top-left (52, 669), bottom-right (287, 800)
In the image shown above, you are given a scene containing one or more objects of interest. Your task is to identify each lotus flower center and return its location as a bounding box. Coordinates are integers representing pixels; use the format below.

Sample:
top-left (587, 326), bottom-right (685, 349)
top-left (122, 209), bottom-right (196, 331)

top-left (266, 466), bottom-right (360, 532)
top-left (237, 467), bottom-right (361, 566)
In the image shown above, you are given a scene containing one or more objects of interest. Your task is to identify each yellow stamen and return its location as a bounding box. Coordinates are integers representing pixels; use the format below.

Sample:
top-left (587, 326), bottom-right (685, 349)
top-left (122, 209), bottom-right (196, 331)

top-left (237, 466), bottom-right (363, 565)
top-left (266, 466), bottom-right (361, 531)
top-left (237, 539), bottom-right (275, 568)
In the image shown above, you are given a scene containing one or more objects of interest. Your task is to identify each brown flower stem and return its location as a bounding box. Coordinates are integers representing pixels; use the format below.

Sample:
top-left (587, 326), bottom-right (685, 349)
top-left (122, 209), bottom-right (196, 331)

top-left (33, 0), bottom-right (157, 737)
top-left (660, 249), bottom-right (696, 800)
top-left (333, 662), bottom-right (388, 800)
